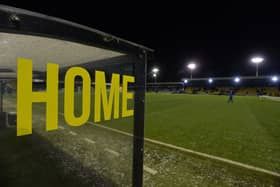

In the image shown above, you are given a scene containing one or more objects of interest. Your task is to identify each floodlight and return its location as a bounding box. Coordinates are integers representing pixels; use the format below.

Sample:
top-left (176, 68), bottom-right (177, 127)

top-left (152, 68), bottom-right (159, 73)
top-left (183, 79), bottom-right (188, 83)
top-left (234, 77), bottom-right (240, 83)
top-left (152, 67), bottom-right (159, 83)
top-left (187, 63), bottom-right (196, 70)
top-left (251, 56), bottom-right (264, 77)
top-left (271, 76), bottom-right (278, 82)
top-left (208, 78), bottom-right (213, 83)
top-left (187, 62), bottom-right (196, 79)
top-left (251, 57), bottom-right (264, 64)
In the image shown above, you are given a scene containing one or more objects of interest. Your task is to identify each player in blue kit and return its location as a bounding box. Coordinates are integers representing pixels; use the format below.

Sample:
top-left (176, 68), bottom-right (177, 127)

top-left (228, 89), bottom-right (234, 103)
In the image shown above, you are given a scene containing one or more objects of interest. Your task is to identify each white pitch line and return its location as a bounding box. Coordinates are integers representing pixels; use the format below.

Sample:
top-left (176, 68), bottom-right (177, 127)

top-left (91, 123), bottom-right (280, 178)
top-left (84, 138), bottom-right (96, 144)
top-left (87, 121), bottom-right (133, 137)
top-left (57, 112), bottom-right (280, 178)
top-left (69, 131), bottom-right (77, 136)
top-left (58, 126), bottom-right (65, 130)
top-left (144, 165), bottom-right (158, 175)
top-left (104, 148), bottom-right (120, 157)
top-left (261, 95), bottom-right (280, 102)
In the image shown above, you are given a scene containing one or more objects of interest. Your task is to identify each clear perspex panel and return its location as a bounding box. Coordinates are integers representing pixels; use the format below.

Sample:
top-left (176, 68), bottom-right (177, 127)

top-left (0, 15), bottom-right (146, 186)
top-left (2, 5), bottom-right (280, 187)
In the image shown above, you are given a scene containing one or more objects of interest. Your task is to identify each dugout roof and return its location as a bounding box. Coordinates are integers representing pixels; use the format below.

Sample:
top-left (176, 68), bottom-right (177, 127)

top-left (0, 4), bottom-right (151, 187)
top-left (0, 4), bottom-right (153, 79)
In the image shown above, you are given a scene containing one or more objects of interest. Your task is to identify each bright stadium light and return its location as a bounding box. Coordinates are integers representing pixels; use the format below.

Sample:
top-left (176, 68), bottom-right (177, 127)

top-left (251, 56), bottom-right (264, 77)
top-left (152, 68), bottom-right (159, 73)
top-left (271, 76), bottom-right (278, 82)
top-left (187, 62), bottom-right (196, 79)
top-left (234, 77), bottom-right (240, 83)
top-left (251, 57), bottom-right (264, 63)
top-left (208, 78), bottom-right (213, 83)
top-left (183, 79), bottom-right (188, 84)
top-left (151, 67), bottom-right (159, 83)
top-left (187, 63), bottom-right (196, 70)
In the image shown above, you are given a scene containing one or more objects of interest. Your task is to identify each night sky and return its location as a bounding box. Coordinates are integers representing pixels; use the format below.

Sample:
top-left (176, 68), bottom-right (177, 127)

top-left (2, 1), bottom-right (280, 82)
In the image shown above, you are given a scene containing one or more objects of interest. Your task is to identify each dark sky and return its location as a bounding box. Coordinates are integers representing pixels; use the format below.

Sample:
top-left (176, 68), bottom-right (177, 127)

top-left (2, 1), bottom-right (280, 81)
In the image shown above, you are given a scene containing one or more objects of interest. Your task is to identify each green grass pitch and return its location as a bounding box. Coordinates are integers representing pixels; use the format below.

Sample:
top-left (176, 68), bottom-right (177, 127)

top-left (1, 92), bottom-right (280, 186)
top-left (102, 93), bottom-right (280, 173)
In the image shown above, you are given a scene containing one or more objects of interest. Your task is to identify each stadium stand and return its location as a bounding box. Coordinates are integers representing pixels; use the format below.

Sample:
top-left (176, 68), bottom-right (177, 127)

top-left (147, 76), bottom-right (280, 96)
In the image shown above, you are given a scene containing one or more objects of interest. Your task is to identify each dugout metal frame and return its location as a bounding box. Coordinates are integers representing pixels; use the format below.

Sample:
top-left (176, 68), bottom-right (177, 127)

top-left (0, 4), bottom-right (153, 187)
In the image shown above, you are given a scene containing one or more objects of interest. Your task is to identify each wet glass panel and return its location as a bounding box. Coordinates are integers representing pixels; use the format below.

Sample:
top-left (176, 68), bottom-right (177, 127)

top-left (0, 32), bottom-right (136, 186)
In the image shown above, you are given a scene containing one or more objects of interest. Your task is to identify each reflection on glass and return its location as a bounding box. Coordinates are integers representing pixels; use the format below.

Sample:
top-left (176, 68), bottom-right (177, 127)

top-left (0, 32), bottom-right (135, 186)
